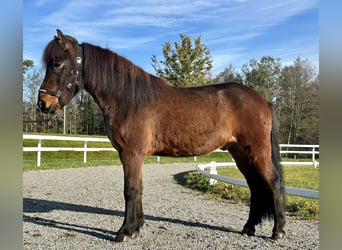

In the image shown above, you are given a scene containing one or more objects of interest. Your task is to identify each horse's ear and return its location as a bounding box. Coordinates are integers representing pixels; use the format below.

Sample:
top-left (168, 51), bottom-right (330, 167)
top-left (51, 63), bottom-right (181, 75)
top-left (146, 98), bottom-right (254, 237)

top-left (56, 29), bottom-right (64, 40)
top-left (54, 29), bottom-right (66, 49)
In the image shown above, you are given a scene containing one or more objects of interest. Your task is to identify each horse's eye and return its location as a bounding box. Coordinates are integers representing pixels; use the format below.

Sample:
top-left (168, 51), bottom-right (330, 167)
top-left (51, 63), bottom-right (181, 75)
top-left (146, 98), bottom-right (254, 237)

top-left (53, 62), bottom-right (62, 68)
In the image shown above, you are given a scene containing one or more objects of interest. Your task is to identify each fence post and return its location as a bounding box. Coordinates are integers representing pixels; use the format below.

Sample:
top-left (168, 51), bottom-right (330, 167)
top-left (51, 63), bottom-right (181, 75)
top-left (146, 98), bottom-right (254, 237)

top-left (313, 161), bottom-right (318, 168)
top-left (312, 146), bottom-right (319, 168)
top-left (84, 141), bottom-right (87, 163)
top-left (209, 161), bottom-right (217, 185)
top-left (312, 146), bottom-right (315, 163)
top-left (37, 139), bottom-right (42, 167)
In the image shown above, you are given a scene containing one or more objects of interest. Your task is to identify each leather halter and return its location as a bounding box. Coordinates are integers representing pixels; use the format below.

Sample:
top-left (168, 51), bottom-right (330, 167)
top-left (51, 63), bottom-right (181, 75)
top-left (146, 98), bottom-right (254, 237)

top-left (39, 45), bottom-right (83, 107)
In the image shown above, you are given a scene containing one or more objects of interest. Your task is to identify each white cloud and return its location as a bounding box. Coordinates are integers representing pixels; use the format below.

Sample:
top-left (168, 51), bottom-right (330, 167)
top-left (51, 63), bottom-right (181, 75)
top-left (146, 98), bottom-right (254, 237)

top-left (24, 0), bottom-right (318, 73)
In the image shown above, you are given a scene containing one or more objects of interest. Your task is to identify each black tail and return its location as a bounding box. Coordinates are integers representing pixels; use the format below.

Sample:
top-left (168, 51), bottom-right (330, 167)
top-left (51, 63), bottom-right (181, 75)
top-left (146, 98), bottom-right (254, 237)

top-left (269, 103), bottom-right (286, 235)
top-left (242, 103), bottom-right (286, 236)
top-left (269, 103), bottom-right (284, 188)
top-left (256, 103), bottom-right (285, 221)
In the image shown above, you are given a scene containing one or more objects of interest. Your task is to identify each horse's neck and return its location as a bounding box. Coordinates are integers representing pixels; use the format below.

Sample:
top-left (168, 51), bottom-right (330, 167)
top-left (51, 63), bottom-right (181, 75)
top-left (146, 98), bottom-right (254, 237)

top-left (82, 45), bottom-right (167, 120)
top-left (85, 85), bottom-right (116, 114)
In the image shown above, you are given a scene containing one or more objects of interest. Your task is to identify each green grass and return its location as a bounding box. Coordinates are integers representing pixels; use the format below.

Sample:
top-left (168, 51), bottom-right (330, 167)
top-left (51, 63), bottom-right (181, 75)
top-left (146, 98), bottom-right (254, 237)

top-left (24, 133), bottom-right (117, 170)
top-left (23, 150), bottom-right (233, 171)
top-left (182, 166), bottom-right (319, 219)
top-left (23, 133), bottom-right (234, 170)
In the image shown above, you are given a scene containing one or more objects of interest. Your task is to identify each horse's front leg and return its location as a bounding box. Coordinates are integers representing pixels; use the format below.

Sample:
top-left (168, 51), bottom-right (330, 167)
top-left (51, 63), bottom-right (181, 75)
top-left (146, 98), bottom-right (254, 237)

top-left (115, 151), bottom-right (145, 242)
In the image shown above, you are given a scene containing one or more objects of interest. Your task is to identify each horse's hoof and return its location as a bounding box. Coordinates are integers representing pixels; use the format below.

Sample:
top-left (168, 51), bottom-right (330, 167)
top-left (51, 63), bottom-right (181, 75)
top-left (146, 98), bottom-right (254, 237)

top-left (114, 234), bottom-right (130, 242)
top-left (271, 231), bottom-right (286, 240)
top-left (114, 230), bottom-right (140, 242)
top-left (131, 230), bottom-right (140, 238)
top-left (241, 227), bottom-right (255, 236)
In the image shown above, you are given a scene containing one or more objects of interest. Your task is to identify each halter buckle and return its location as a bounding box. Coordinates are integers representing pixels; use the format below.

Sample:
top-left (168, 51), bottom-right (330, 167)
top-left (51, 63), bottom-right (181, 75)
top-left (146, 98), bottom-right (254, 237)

top-left (71, 69), bottom-right (79, 76)
top-left (76, 56), bottom-right (82, 65)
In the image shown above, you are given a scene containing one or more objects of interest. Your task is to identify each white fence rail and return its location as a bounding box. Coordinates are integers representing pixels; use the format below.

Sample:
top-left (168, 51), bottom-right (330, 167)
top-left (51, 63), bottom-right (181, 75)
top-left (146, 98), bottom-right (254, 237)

top-left (23, 134), bottom-right (114, 167)
top-left (24, 134), bottom-right (319, 199)
top-left (280, 144), bottom-right (319, 167)
top-left (23, 135), bottom-right (319, 168)
top-left (198, 162), bottom-right (319, 199)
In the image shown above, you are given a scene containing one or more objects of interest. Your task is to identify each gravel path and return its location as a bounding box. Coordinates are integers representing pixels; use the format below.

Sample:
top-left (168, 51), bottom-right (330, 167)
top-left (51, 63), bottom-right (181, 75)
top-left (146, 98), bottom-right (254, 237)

top-left (23, 163), bottom-right (319, 249)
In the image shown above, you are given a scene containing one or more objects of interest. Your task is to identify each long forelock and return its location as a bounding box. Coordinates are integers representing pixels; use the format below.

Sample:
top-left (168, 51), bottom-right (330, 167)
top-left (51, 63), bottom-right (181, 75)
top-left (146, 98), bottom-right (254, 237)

top-left (42, 35), bottom-right (79, 66)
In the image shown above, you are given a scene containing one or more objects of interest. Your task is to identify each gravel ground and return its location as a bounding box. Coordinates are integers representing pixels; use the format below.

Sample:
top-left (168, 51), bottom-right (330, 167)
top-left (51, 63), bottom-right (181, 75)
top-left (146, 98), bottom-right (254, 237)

top-left (23, 163), bottom-right (319, 249)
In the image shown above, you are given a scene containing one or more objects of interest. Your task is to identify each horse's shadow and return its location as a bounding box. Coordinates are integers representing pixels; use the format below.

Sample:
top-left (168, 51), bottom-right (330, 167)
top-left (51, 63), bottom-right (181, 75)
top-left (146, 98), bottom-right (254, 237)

top-left (23, 171), bottom-right (249, 241)
top-left (23, 197), bottom-right (119, 241)
top-left (23, 197), bottom-right (240, 241)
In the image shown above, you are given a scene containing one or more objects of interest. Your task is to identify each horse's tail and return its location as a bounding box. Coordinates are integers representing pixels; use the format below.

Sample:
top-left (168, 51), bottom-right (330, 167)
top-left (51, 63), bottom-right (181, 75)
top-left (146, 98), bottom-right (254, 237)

top-left (255, 103), bottom-right (285, 221)
top-left (269, 103), bottom-right (287, 232)
top-left (243, 102), bottom-right (286, 227)
top-left (269, 103), bottom-right (284, 188)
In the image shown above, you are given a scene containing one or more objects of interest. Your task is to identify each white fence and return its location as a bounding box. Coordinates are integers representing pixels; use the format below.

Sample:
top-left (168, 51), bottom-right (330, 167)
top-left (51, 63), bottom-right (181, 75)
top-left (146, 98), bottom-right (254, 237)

top-left (23, 134), bottom-right (114, 167)
top-left (198, 162), bottom-right (319, 199)
top-left (280, 144), bottom-right (319, 167)
top-left (24, 134), bottom-right (319, 199)
top-left (23, 134), bottom-right (319, 167)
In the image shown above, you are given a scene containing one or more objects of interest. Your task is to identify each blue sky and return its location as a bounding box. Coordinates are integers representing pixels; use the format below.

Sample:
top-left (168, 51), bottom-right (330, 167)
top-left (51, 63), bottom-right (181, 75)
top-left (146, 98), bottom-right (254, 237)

top-left (24, 0), bottom-right (318, 75)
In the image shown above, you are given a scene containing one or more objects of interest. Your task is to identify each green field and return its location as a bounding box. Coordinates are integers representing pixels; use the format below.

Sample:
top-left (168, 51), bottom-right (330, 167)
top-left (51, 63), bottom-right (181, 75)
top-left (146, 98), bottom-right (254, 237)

top-left (182, 166), bottom-right (319, 219)
top-left (23, 133), bottom-right (319, 219)
top-left (23, 133), bottom-right (234, 170)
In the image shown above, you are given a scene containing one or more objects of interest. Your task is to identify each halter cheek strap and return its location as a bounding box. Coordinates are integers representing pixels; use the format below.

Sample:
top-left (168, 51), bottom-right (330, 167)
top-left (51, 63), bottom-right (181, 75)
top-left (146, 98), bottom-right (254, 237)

top-left (39, 68), bottom-right (79, 106)
top-left (39, 45), bottom-right (83, 107)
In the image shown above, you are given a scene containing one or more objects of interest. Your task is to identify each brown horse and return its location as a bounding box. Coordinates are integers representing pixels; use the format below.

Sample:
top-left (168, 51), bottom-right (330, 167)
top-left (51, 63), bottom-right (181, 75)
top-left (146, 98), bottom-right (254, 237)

top-left (38, 29), bottom-right (285, 242)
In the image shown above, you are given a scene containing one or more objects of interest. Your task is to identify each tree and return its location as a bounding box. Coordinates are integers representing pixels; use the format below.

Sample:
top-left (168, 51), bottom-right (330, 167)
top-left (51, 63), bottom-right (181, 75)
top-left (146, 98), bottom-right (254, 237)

top-left (22, 58), bottom-right (106, 135)
top-left (241, 56), bottom-right (282, 102)
top-left (77, 91), bottom-right (105, 135)
top-left (23, 59), bottom-right (34, 74)
top-left (23, 65), bottom-right (62, 133)
top-left (23, 62), bottom-right (43, 132)
top-left (279, 58), bottom-right (319, 144)
top-left (151, 34), bottom-right (213, 87)
top-left (212, 64), bottom-right (243, 84)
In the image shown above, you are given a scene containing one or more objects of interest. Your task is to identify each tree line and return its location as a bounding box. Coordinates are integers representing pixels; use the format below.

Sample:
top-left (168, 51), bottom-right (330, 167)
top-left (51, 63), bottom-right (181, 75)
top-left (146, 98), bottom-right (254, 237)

top-left (23, 34), bottom-right (318, 145)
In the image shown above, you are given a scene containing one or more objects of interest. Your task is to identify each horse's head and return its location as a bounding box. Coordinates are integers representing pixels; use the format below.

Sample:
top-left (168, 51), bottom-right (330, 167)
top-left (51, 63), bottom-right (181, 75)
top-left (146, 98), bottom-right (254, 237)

top-left (37, 29), bottom-right (82, 113)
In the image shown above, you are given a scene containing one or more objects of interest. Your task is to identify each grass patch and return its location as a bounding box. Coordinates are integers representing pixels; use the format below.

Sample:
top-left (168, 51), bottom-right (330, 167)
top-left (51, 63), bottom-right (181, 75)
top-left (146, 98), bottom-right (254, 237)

top-left (23, 133), bottom-right (234, 170)
top-left (182, 166), bottom-right (319, 219)
top-left (23, 151), bottom-right (234, 171)
top-left (24, 133), bottom-right (314, 170)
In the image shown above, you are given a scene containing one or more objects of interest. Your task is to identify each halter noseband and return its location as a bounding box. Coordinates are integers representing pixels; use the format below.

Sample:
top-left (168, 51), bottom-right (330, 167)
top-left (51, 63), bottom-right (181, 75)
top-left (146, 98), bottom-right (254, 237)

top-left (39, 45), bottom-right (83, 107)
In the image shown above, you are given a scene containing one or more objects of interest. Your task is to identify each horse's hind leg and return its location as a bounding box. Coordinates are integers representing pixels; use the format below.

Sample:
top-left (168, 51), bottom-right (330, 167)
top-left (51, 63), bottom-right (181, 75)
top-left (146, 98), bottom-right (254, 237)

top-left (247, 148), bottom-right (285, 239)
top-left (227, 144), bottom-right (262, 236)
top-left (115, 150), bottom-right (145, 242)
top-left (228, 143), bottom-right (285, 239)
top-left (252, 155), bottom-right (286, 240)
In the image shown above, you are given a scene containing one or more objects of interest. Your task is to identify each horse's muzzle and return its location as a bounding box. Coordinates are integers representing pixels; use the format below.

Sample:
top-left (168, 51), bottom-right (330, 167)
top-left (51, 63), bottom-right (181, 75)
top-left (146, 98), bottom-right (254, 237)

top-left (37, 99), bottom-right (58, 114)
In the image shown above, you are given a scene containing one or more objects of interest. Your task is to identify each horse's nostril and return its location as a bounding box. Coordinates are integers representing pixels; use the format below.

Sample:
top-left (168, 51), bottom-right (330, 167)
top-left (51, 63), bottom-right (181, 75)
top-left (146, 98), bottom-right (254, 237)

top-left (37, 99), bottom-right (45, 111)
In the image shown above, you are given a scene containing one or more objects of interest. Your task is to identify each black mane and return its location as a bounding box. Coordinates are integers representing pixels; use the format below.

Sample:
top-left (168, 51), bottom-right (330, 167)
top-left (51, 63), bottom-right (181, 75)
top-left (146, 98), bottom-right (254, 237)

top-left (81, 43), bottom-right (163, 110)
